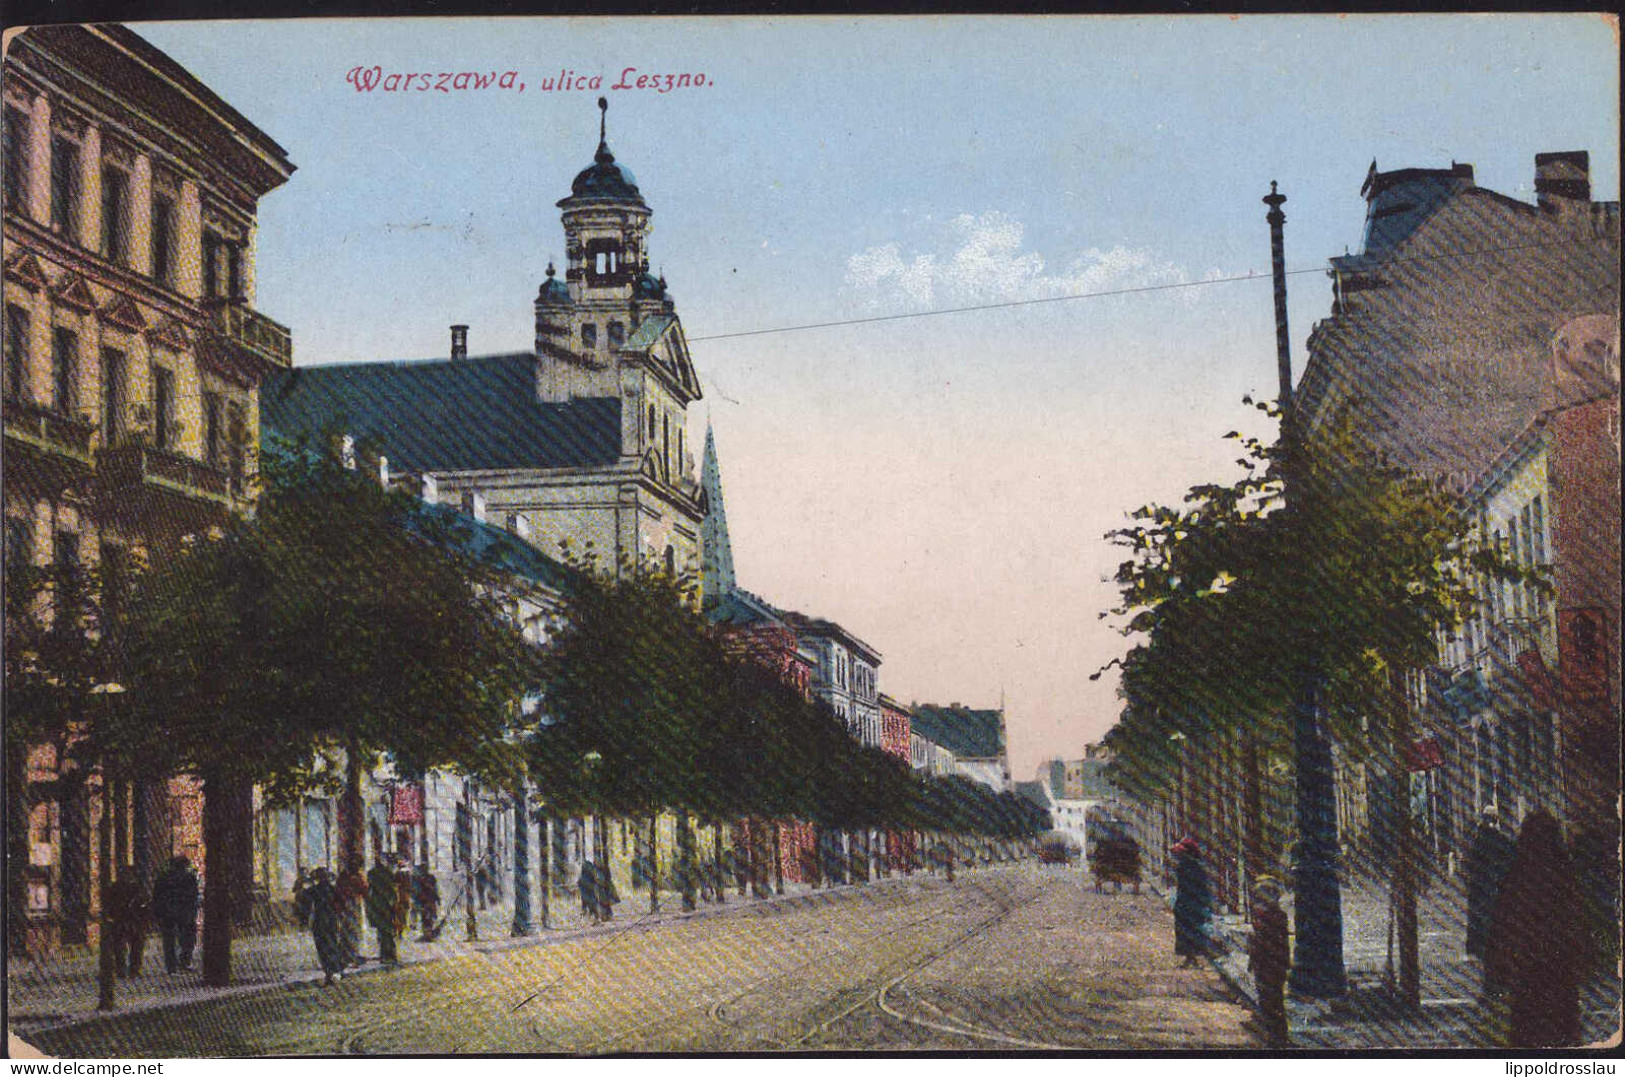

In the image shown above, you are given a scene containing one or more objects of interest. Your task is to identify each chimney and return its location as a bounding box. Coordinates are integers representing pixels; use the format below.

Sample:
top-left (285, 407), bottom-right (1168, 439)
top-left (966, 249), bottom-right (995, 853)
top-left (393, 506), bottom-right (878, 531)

top-left (1535, 151), bottom-right (1590, 208)
top-left (450, 324), bottom-right (469, 361)
top-left (462, 489), bottom-right (486, 523)
top-left (421, 474), bottom-right (438, 503)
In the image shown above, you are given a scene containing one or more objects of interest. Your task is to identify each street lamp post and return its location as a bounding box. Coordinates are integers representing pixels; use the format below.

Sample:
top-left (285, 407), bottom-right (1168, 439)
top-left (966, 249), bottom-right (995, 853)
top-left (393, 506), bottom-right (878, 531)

top-left (1265, 182), bottom-right (1348, 998)
top-left (90, 681), bottom-right (125, 1012)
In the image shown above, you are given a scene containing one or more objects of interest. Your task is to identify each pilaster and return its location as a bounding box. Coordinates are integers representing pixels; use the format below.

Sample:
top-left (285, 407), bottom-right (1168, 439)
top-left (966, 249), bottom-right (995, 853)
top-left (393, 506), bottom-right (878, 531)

top-left (129, 154), bottom-right (153, 277)
top-left (26, 93), bottom-right (51, 226)
top-left (176, 179), bottom-right (202, 301)
top-left (77, 123), bottom-right (101, 253)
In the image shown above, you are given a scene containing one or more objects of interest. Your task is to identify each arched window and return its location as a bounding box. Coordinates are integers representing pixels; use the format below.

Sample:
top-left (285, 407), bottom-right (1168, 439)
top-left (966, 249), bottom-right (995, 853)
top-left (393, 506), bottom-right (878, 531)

top-left (607, 321), bottom-right (625, 349)
top-left (664, 544), bottom-right (676, 577)
top-left (581, 323), bottom-right (597, 350)
top-left (648, 404), bottom-right (656, 440)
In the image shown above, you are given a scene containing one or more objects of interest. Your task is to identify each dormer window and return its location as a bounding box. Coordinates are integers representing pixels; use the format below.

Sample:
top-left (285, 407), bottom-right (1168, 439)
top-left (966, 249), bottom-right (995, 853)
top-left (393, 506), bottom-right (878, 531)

top-left (607, 321), bottom-right (624, 349)
top-left (581, 323), bottom-right (597, 350)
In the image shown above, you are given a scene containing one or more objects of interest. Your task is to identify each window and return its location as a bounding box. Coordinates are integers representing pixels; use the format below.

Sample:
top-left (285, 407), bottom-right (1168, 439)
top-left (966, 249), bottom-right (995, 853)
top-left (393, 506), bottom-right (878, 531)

top-left (3, 107), bottom-right (27, 213)
top-left (580, 323), bottom-right (596, 350)
top-left (101, 544), bottom-right (128, 637)
top-left (4, 303), bottom-right (28, 402)
top-left (100, 166), bottom-right (128, 264)
top-left (151, 364), bottom-right (175, 450)
top-left (50, 135), bottom-right (78, 238)
top-left (226, 401), bottom-right (247, 493)
top-left (677, 428), bottom-right (684, 473)
top-left (607, 321), bottom-right (624, 349)
top-left (53, 530), bottom-right (81, 629)
top-left (51, 327), bottom-right (77, 416)
top-left (100, 348), bottom-right (124, 441)
top-left (150, 193), bottom-right (174, 285)
top-left (1530, 496), bottom-right (1546, 563)
top-left (662, 413), bottom-right (669, 474)
top-left (5, 516), bottom-right (31, 572)
top-left (647, 403), bottom-right (656, 440)
top-left (1507, 518), bottom-right (1522, 619)
top-left (664, 544), bottom-right (675, 576)
top-left (203, 392), bottom-right (222, 466)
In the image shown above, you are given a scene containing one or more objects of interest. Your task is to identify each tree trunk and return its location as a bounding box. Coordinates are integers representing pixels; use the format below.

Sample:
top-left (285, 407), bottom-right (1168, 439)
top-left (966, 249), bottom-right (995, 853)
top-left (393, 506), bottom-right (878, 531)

top-left (773, 824), bottom-right (784, 895)
top-left (200, 773), bottom-right (233, 987)
top-left (1241, 729), bottom-right (1266, 918)
top-left (511, 787), bottom-right (533, 936)
top-left (59, 770), bottom-right (90, 945)
top-left (97, 770), bottom-right (116, 1010)
top-left (339, 735), bottom-right (365, 876)
top-left (648, 815), bottom-right (659, 914)
top-left (7, 738), bottom-right (32, 957)
top-left (1388, 666), bottom-right (1420, 1010)
top-left (713, 823), bottom-right (726, 904)
top-left (464, 779), bottom-right (478, 941)
top-left (678, 815), bottom-right (697, 911)
top-left (539, 814), bottom-right (551, 929)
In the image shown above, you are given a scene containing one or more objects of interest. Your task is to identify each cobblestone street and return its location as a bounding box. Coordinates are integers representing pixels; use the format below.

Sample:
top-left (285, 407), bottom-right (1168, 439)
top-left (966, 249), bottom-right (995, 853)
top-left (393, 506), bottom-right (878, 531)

top-left (17, 865), bottom-right (1257, 1055)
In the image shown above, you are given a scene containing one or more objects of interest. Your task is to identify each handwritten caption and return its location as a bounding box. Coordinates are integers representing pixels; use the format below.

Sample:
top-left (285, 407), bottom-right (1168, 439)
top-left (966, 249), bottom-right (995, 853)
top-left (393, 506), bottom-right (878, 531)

top-left (344, 68), bottom-right (713, 95)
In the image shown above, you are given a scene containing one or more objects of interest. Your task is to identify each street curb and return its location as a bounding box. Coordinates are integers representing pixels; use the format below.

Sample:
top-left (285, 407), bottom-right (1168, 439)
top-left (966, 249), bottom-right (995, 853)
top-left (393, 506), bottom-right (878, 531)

top-left (9, 870), bottom-right (948, 1038)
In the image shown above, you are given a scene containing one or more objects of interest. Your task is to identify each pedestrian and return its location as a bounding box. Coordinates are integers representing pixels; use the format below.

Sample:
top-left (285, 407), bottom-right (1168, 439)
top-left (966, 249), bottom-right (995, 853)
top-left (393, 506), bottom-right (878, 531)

top-left (104, 875), bottom-right (148, 978)
top-left (1484, 809), bottom-right (1584, 1047)
top-left (297, 867), bottom-right (345, 984)
top-left (366, 856), bottom-right (399, 965)
top-left (944, 843), bottom-right (956, 883)
top-left (413, 863), bottom-right (441, 941)
top-left (579, 859), bottom-right (600, 922)
top-left (1248, 876), bottom-right (1291, 1046)
top-left (291, 868), bottom-right (313, 930)
top-left (335, 857), bottom-right (368, 967)
top-left (1465, 804), bottom-right (1516, 960)
top-left (1172, 836), bottom-right (1211, 967)
top-left (597, 859), bottom-right (620, 922)
top-left (392, 861), bottom-right (412, 945)
top-left (151, 855), bottom-right (199, 974)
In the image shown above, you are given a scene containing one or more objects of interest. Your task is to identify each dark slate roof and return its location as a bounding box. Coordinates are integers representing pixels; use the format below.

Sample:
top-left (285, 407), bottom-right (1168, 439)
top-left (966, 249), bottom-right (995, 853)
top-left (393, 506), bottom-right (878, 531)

top-left (1334, 164), bottom-right (1474, 272)
top-left (909, 703), bottom-right (1006, 760)
top-left (561, 142), bottom-right (645, 207)
top-left (707, 589), bottom-right (784, 628)
top-left (411, 500), bottom-right (576, 593)
top-left (261, 354), bottom-right (622, 474)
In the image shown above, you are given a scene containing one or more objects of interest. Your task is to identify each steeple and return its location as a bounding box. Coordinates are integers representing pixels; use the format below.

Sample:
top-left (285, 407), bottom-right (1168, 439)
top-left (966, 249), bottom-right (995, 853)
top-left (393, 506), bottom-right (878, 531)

top-left (700, 422), bottom-right (736, 609)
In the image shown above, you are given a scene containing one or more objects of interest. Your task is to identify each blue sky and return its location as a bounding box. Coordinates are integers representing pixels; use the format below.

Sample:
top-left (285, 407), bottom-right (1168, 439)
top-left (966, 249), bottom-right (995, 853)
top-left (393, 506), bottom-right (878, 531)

top-left (139, 15), bottom-right (1619, 776)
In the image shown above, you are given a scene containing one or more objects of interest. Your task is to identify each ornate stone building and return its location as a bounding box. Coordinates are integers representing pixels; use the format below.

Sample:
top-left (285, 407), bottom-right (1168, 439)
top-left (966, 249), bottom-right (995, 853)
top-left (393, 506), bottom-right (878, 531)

top-left (3, 24), bottom-right (296, 948)
top-left (262, 100), bottom-right (704, 580)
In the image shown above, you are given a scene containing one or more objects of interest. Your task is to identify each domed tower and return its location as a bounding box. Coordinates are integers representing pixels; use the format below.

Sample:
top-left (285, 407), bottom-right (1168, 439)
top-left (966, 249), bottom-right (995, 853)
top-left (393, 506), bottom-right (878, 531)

top-left (533, 98), bottom-right (702, 491)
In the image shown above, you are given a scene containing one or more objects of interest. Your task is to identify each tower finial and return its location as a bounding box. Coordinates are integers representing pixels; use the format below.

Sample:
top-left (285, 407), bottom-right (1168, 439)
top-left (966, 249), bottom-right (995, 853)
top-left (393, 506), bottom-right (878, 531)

top-left (598, 96), bottom-right (608, 145)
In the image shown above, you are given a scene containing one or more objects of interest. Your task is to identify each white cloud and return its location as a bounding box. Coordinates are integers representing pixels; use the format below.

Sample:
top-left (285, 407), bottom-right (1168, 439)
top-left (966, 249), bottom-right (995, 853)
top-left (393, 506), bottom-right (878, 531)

top-left (845, 211), bottom-right (1190, 310)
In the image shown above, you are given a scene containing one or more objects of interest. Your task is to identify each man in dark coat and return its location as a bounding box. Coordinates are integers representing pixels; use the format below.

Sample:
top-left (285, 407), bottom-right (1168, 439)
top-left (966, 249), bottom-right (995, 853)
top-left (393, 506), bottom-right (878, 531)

top-left (105, 876), bottom-right (148, 977)
top-left (151, 855), bottom-right (199, 973)
top-left (413, 863), bottom-right (440, 941)
top-left (1248, 876), bottom-right (1291, 1046)
top-left (1172, 837), bottom-right (1212, 966)
top-left (365, 857), bottom-right (399, 965)
top-left (597, 860), bottom-right (619, 922)
top-left (297, 867), bottom-right (344, 985)
top-left (1465, 804), bottom-right (1516, 959)
top-left (1484, 810), bottom-right (1584, 1046)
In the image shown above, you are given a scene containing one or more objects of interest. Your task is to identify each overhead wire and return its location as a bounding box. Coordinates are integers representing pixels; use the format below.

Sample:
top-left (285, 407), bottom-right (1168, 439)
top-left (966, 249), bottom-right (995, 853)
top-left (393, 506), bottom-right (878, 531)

top-left (685, 236), bottom-right (1612, 343)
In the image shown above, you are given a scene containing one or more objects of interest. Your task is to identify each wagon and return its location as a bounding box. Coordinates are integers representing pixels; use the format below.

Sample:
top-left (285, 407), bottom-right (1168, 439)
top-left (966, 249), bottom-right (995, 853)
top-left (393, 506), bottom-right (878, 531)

top-left (1088, 836), bottom-right (1142, 893)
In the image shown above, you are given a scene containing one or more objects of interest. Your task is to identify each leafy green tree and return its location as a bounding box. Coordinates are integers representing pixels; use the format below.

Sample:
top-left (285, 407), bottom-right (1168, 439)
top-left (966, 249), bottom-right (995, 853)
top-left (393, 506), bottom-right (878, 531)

top-left (116, 438), bottom-right (540, 985)
top-left (1102, 402), bottom-right (1527, 1001)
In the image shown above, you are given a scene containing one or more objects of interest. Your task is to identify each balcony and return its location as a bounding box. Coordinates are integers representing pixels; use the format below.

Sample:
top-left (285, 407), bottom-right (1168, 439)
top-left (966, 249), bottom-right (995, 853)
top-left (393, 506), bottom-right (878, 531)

top-left (2, 397), bottom-right (96, 476)
top-left (97, 441), bottom-right (233, 515)
top-left (209, 301), bottom-right (293, 370)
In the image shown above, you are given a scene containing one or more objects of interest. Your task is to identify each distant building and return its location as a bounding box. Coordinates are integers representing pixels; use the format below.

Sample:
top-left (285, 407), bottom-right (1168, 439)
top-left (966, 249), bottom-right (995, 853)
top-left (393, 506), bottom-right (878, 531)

top-left (784, 614), bottom-right (883, 749)
top-left (879, 694), bottom-right (912, 762)
top-left (910, 703), bottom-right (1009, 792)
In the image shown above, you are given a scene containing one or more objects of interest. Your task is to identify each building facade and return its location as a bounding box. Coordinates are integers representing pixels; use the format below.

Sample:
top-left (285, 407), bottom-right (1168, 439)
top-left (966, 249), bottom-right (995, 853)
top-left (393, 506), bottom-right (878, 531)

top-left (4, 24), bottom-right (295, 949)
top-left (260, 102), bottom-right (704, 582)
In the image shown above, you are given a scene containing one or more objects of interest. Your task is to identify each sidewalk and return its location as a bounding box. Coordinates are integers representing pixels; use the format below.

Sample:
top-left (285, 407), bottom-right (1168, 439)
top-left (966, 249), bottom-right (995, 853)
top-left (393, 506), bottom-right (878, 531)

top-left (1201, 878), bottom-right (1623, 1048)
top-left (8, 878), bottom-right (840, 1036)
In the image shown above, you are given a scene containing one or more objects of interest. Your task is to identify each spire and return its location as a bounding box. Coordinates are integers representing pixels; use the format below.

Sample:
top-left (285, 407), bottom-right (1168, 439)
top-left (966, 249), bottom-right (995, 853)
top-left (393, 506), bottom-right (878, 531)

top-left (596, 95), bottom-right (611, 162)
top-left (700, 423), bottom-right (736, 609)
